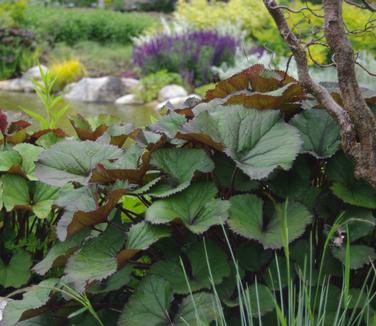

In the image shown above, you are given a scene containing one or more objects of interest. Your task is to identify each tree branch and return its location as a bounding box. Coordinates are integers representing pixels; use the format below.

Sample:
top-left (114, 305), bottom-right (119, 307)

top-left (323, 0), bottom-right (376, 187)
top-left (263, 0), bottom-right (376, 189)
top-left (263, 0), bottom-right (356, 145)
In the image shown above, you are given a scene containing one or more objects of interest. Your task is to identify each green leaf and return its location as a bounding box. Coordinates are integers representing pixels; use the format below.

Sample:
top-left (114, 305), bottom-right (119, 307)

top-left (265, 256), bottom-right (294, 290)
top-left (0, 144), bottom-right (42, 180)
top-left (0, 250), bottom-right (32, 288)
top-left (63, 224), bottom-right (125, 291)
top-left (13, 143), bottom-right (43, 179)
top-left (54, 186), bottom-right (126, 241)
top-left (0, 150), bottom-right (22, 172)
top-left (331, 245), bottom-right (376, 269)
top-left (183, 105), bottom-right (302, 179)
top-left (290, 109), bottom-right (340, 158)
top-left (237, 242), bottom-right (272, 272)
top-left (21, 107), bottom-right (48, 129)
top-left (151, 240), bottom-right (230, 294)
top-left (342, 207), bottom-right (376, 242)
top-left (89, 265), bottom-right (133, 294)
top-left (1, 174), bottom-right (60, 219)
top-left (118, 275), bottom-right (174, 326)
top-left (146, 182), bottom-right (230, 234)
top-left (150, 111), bottom-right (187, 138)
top-left (149, 148), bottom-right (214, 197)
top-left (246, 283), bottom-right (275, 316)
top-left (33, 230), bottom-right (90, 276)
top-left (228, 195), bottom-right (312, 249)
top-left (213, 152), bottom-right (259, 192)
top-left (327, 152), bottom-right (376, 209)
top-left (127, 222), bottom-right (171, 250)
top-left (174, 292), bottom-right (218, 325)
top-left (2, 278), bottom-right (58, 325)
top-left (35, 140), bottom-right (122, 186)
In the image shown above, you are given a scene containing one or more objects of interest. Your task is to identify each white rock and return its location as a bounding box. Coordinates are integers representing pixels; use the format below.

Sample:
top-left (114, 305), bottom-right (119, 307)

top-left (156, 94), bottom-right (201, 110)
top-left (0, 297), bottom-right (10, 323)
top-left (115, 94), bottom-right (144, 105)
top-left (0, 78), bottom-right (34, 92)
top-left (158, 84), bottom-right (188, 102)
top-left (23, 65), bottom-right (48, 81)
top-left (63, 77), bottom-right (126, 103)
top-left (121, 78), bottom-right (140, 93)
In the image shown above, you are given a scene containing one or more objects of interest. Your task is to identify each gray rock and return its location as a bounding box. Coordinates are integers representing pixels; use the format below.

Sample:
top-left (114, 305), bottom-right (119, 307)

top-left (23, 65), bottom-right (48, 81)
top-left (63, 77), bottom-right (127, 103)
top-left (0, 297), bottom-right (10, 323)
top-left (156, 94), bottom-right (201, 110)
top-left (121, 78), bottom-right (140, 93)
top-left (0, 78), bottom-right (34, 92)
top-left (158, 84), bottom-right (188, 102)
top-left (115, 94), bottom-right (144, 105)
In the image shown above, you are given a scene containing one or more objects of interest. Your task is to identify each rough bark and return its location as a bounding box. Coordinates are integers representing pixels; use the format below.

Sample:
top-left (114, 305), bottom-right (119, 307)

top-left (263, 0), bottom-right (376, 189)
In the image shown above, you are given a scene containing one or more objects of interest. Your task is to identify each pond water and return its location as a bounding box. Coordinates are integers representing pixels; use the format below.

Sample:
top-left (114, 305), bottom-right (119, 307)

top-left (0, 91), bottom-right (157, 133)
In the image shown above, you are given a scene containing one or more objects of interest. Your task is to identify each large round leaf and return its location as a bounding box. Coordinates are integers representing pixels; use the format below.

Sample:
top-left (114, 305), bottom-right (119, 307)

top-left (181, 105), bottom-right (302, 180)
top-left (228, 194), bottom-right (312, 249)
top-left (35, 140), bottom-right (122, 186)
top-left (174, 292), bottom-right (218, 325)
top-left (151, 240), bottom-right (231, 294)
top-left (149, 148), bottom-right (214, 197)
top-left (63, 224), bottom-right (125, 291)
top-left (290, 109), bottom-right (340, 158)
top-left (327, 152), bottom-right (376, 209)
top-left (331, 245), bottom-right (376, 270)
top-left (145, 182), bottom-right (230, 234)
top-left (118, 275), bottom-right (174, 326)
top-left (1, 174), bottom-right (60, 219)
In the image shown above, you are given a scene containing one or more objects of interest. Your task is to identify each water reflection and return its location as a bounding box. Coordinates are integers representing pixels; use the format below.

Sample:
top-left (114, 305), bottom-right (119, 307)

top-left (0, 91), bottom-right (157, 133)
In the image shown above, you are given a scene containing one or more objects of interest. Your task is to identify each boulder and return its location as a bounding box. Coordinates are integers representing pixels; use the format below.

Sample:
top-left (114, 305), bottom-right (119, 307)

top-left (0, 297), bottom-right (10, 323)
top-left (23, 65), bottom-right (48, 81)
top-left (63, 77), bottom-right (126, 103)
top-left (0, 78), bottom-right (34, 92)
top-left (158, 84), bottom-right (188, 102)
top-left (115, 94), bottom-right (144, 105)
top-left (121, 78), bottom-right (140, 93)
top-left (156, 94), bottom-right (201, 110)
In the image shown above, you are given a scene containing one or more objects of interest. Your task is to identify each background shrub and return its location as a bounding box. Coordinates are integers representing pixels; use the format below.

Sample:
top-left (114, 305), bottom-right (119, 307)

top-left (47, 41), bottom-right (133, 77)
top-left (21, 6), bottom-right (158, 46)
top-left (136, 69), bottom-right (183, 102)
top-left (138, 0), bottom-right (177, 12)
top-left (49, 58), bottom-right (86, 90)
top-left (133, 30), bottom-right (238, 86)
top-left (0, 28), bottom-right (38, 79)
top-left (176, 0), bottom-right (376, 59)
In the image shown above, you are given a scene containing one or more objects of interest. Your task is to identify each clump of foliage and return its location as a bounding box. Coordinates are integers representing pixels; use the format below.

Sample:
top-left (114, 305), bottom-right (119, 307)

top-left (138, 0), bottom-right (177, 12)
top-left (133, 29), bottom-right (238, 85)
top-left (49, 58), bottom-right (86, 91)
top-left (176, 0), bottom-right (376, 59)
top-left (48, 41), bottom-right (133, 77)
top-left (0, 64), bottom-right (376, 325)
top-left (21, 66), bottom-right (69, 129)
top-left (21, 6), bottom-right (158, 46)
top-left (0, 0), bottom-right (27, 28)
top-left (136, 69), bottom-right (184, 102)
top-left (0, 27), bottom-right (38, 80)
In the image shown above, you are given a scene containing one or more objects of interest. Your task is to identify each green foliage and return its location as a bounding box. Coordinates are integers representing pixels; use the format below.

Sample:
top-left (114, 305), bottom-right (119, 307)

top-left (136, 70), bottom-right (184, 102)
top-left (0, 28), bottom-right (38, 80)
top-left (21, 6), bottom-right (158, 46)
top-left (49, 58), bottom-right (86, 91)
top-left (47, 41), bottom-right (133, 77)
top-left (21, 66), bottom-right (69, 129)
top-left (1, 64), bottom-right (375, 325)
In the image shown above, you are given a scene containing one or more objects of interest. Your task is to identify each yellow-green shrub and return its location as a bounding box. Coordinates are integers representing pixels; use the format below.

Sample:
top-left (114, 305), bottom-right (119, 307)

top-left (176, 0), bottom-right (376, 61)
top-left (49, 59), bottom-right (85, 91)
